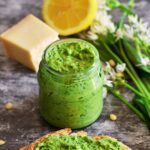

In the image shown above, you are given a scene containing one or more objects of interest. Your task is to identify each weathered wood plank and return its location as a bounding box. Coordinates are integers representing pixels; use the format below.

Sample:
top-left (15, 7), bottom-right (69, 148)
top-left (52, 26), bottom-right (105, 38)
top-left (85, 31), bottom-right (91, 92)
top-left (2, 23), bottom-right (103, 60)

top-left (0, 0), bottom-right (150, 150)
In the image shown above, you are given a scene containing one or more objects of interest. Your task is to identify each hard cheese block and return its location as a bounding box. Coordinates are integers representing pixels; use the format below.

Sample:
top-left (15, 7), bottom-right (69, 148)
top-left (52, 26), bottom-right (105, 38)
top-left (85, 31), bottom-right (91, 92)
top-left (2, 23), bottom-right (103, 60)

top-left (0, 14), bottom-right (59, 71)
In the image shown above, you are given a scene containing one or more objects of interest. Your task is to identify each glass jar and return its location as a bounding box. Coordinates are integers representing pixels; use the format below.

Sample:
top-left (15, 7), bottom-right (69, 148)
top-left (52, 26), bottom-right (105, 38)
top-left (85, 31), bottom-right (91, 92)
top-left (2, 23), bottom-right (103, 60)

top-left (38, 39), bottom-right (104, 129)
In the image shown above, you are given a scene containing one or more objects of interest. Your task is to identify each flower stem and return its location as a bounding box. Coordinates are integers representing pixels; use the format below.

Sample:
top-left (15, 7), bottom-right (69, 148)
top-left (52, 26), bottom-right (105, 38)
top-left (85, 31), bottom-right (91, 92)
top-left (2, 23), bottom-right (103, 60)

top-left (118, 0), bottom-right (135, 29)
top-left (119, 41), bottom-right (148, 95)
top-left (102, 42), bottom-right (122, 64)
top-left (121, 81), bottom-right (143, 97)
top-left (119, 13), bottom-right (127, 29)
top-left (102, 41), bottom-right (143, 94)
top-left (109, 88), bottom-right (146, 121)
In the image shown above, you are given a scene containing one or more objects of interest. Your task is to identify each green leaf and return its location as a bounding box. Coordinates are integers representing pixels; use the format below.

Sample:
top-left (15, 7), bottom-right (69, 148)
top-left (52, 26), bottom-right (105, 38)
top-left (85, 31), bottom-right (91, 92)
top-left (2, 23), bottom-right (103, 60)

top-left (133, 95), bottom-right (150, 127)
top-left (123, 39), bottom-right (150, 73)
top-left (133, 96), bottom-right (148, 117)
top-left (139, 71), bottom-right (150, 92)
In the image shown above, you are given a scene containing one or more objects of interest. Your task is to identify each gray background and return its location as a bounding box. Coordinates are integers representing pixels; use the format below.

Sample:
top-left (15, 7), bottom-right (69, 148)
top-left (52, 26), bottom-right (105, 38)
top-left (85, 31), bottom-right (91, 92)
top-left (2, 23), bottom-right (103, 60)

top-left (0, 0), bottom-right (150, 149)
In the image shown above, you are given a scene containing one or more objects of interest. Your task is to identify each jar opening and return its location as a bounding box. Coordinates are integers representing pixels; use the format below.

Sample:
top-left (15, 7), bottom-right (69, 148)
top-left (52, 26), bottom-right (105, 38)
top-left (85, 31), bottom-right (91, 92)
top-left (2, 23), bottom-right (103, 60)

top-left (42, 38), bottom-right (100, 78)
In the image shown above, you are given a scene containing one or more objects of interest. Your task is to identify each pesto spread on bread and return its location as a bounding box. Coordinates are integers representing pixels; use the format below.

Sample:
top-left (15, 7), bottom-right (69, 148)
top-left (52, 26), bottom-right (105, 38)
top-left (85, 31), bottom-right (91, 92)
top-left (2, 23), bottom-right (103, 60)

top-left (35, 135), bottom-right (121, 150)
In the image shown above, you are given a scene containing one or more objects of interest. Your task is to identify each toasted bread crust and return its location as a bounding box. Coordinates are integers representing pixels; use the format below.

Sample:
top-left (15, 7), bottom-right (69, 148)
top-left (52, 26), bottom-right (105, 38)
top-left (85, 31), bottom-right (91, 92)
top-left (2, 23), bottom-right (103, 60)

top-left (20, 128), bottom-right (72, 150)
top-left (92, 136), bottom-right (131, 150)
top-left (20, 128), bottom-right (131, 150)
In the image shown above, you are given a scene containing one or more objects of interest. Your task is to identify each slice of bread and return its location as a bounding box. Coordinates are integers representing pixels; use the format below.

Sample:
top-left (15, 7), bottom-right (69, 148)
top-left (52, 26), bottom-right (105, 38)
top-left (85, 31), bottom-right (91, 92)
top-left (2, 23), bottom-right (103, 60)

top-left (20, 128), bottom-right (131, 150)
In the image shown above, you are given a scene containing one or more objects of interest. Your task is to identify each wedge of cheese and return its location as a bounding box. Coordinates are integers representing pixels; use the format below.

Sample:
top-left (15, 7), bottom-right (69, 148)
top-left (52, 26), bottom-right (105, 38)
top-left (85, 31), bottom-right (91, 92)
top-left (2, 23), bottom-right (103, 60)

top-left (0, 14), bottom-right (59, 71)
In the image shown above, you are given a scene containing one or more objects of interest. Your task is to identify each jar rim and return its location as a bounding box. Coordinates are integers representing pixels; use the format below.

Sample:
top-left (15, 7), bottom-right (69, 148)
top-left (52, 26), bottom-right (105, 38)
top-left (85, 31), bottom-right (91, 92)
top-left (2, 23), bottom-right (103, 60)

top-left (42, 38), bottom-right (100, 78)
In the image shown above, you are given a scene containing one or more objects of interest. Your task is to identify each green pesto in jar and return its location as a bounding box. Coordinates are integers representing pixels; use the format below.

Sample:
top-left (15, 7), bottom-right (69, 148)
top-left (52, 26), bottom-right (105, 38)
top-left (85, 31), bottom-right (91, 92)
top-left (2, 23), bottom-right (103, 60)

top-left (45, 41), bottom-right (95, 73)
top-left (38, 39), bottom-right (104, 129)
top-left (35, 135), bottom-right (121, 150)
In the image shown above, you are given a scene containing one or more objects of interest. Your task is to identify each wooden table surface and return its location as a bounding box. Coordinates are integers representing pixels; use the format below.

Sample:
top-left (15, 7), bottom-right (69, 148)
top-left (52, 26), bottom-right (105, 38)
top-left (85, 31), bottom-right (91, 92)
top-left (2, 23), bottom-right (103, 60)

top-left (0, 0), bottom-right (150, 150)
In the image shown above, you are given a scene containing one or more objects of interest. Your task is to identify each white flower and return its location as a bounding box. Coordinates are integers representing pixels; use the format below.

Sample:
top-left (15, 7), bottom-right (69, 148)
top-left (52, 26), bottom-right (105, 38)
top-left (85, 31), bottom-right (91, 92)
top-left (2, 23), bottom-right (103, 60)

top-left (97, 0), bottom-right (110, 11)
top-left (104, 62), bottom-right (112, 72)
top-left (86, 31), bottom-right (98, 40)
top-left (105, 80), bottom-right (113, 87)
top-left (104, 76), bottom-right (113, 87)
top-left (103, 62), bottom-right (117, 80)
top-left (128, 15), bottom-right (138, 25)
top-left (90, 10), bottom-right (116, 35)
top-left (90, 21), bottom-right (104, 34)
top-left (124, 15), bottom-right (150, 45)
top-left (103, 61), bottom-right (126, 93)
top-left (122, 15), bottom-right (150, 67)
top-left (137, 57), bottom-right (150, 66)
top-left (139, 22), bottom-right (148, 33)
top-left (138, 31), bottom-right (150, 45)
top-left (116, 64), bottom-right (126, 73)
top-left (141, 57), bottom-right (150, 65)
top-left (79, 0), bottom-right (116, 39)
top-left (116, 28), bottom-right (124, 40)
top-left (124, 24), bottom-right (134, 39)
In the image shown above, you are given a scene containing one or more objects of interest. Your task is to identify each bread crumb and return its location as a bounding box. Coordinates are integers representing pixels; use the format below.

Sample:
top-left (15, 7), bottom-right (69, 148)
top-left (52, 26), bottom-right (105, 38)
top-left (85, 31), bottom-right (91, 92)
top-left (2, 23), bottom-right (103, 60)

top-left (5, 102), bottom-right (13, 110)
top-left (77, 131), bottom-right (87, 136)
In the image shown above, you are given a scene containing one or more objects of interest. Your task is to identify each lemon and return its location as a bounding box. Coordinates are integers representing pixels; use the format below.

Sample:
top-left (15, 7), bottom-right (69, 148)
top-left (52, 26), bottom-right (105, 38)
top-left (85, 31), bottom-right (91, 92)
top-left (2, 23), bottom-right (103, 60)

top-left (42, 0), bottom-right (97, 36)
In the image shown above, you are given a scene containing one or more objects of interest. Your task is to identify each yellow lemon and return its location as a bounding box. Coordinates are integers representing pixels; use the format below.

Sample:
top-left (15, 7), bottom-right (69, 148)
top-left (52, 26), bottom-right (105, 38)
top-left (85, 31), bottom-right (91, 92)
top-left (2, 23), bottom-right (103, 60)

top-left (42, 0), bottom-right (97, 36)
